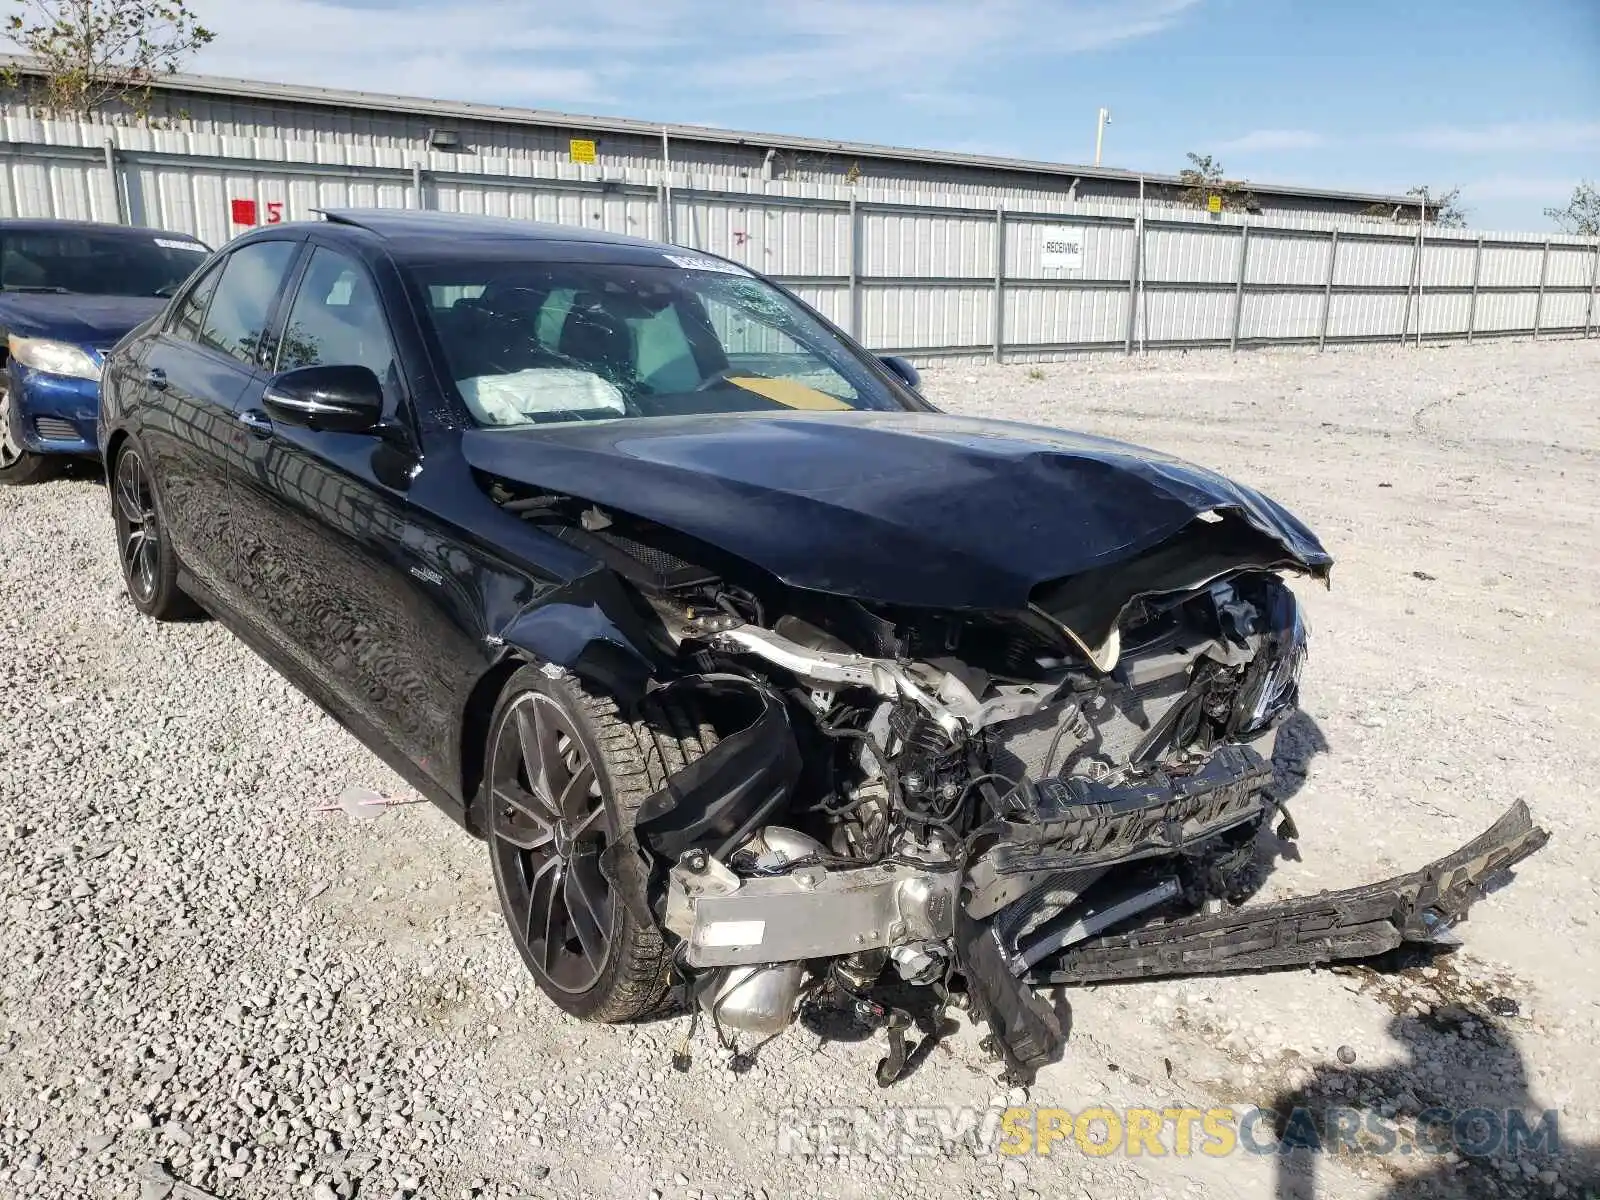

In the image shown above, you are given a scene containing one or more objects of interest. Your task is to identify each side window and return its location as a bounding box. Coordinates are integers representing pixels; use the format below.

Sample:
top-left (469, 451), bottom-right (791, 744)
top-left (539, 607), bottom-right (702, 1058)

top-left (168, 260), bottom-right (225, 343)
top-left (275, 246), bottom-right (396, 384)
top-left (199, 240), bottom-right (300, 367)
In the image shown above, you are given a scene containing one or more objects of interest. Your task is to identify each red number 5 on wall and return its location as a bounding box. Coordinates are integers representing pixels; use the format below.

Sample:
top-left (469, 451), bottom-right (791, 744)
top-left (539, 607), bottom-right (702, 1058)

top-left (265, 201), bottom-right (284, 224)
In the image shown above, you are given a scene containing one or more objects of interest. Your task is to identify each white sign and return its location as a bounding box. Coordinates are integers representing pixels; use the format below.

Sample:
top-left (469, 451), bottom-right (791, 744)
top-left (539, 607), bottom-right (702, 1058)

top-left (1041, 226), bottom-right (1085, 270)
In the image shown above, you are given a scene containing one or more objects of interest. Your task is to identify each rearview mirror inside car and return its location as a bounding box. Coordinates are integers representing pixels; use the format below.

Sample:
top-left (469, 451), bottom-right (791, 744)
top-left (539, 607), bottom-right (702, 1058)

top-left (263, 364), bottom-right (384, 434)
top-left (878, 355), bottom-right (921, 391)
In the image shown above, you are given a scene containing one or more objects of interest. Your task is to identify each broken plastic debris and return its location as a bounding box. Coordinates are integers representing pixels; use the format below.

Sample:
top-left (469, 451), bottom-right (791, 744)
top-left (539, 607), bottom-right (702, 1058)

top-left (311, 787), bottom-right (426, 821)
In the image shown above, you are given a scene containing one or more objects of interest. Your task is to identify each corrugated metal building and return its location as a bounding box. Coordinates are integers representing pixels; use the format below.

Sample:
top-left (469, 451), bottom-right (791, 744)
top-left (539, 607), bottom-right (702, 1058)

top-left (5, 58), bottom-right (1588, 359)
top-left (0, 59), bottom-right (1428, 220)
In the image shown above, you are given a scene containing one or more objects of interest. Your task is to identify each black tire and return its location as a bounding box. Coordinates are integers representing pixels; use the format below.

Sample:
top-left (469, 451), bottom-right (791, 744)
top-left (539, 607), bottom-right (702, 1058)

top-left (0, 384), bottom-right (59, 486)
top-left (485, 665), bottom-right (716, 1022)
top-left (110, 440), bottom-right (195, 620)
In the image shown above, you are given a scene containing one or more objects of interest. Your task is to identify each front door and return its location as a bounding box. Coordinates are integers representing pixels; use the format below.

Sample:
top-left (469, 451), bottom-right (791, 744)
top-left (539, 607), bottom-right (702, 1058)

top-left (228, 243), bottom-right (473, 788)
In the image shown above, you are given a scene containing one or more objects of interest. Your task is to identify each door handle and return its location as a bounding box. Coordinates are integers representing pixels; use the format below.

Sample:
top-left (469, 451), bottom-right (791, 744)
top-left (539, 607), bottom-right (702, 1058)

top-left (237, 409), bottom-right (274, 438)
top-left (144, 367), bottom-right (168, 390)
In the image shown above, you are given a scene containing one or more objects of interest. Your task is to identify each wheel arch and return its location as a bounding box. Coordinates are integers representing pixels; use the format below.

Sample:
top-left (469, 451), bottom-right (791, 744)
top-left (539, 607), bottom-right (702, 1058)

top-left (102, 426), bottom-right (131, 469)
top-left (456, 603), bottom-right (661, 835)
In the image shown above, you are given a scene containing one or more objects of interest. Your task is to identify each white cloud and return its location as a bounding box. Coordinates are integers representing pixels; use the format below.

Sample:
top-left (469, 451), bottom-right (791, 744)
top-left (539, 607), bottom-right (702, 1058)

top-left (1213, 129), bottom-right (1327, 154)
top-left (684, 0), bottom-right (1201, 98)
top-left (186, 0), bottom-right (1200, 110)
top-left (1400, 121), bottom-right (1600, 154)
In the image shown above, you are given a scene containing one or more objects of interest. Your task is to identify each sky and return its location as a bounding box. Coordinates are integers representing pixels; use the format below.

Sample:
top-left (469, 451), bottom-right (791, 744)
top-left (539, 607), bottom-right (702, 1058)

top-left (185, 0), bottom-right (1600, 231)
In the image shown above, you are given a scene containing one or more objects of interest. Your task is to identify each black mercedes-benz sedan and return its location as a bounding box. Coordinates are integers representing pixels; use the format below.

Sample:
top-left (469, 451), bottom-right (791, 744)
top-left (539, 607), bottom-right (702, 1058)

top-left (100, 210), bottom-right (1541, 1084)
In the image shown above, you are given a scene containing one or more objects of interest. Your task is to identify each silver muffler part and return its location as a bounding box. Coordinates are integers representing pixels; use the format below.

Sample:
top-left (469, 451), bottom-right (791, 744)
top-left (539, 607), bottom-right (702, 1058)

top-left (664, 826), bottom-right (960, 969)
top-left (695, 963), bottom-right (805, 1035)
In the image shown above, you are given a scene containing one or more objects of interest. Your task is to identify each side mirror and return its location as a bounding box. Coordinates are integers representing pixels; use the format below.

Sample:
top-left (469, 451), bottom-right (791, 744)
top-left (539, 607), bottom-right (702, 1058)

top-left (878, 354), bottom-right (921, 391)
top-left (263, 364), bottom-right (384, 434)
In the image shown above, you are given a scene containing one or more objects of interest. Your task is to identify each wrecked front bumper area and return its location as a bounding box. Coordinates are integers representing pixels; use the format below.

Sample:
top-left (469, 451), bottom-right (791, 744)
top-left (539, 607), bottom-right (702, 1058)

top-left (499, 478), bottom-right (1545, 1086)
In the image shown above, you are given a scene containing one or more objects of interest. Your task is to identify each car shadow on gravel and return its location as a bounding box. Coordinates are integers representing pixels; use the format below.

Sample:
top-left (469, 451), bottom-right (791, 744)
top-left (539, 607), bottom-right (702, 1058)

top-left (1266, 1005), bottom-right (1597, 1199)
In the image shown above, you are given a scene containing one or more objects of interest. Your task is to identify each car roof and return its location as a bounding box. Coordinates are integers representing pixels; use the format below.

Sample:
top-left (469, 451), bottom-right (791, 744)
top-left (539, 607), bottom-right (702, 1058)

top-left (315, 208), bottom-right (727, 269)
top-left (0, 218), bottom-right (204, 242)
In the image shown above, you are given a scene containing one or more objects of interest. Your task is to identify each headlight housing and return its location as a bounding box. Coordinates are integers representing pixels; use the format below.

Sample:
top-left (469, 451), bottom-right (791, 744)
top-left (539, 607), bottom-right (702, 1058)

top-left (8, 336), bottom-right (102, 382)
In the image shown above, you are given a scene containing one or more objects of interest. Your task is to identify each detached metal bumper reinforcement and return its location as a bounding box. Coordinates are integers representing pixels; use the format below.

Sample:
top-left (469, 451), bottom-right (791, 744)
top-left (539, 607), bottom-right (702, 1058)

top-left (1030, 800), bottom-right (1548, 985)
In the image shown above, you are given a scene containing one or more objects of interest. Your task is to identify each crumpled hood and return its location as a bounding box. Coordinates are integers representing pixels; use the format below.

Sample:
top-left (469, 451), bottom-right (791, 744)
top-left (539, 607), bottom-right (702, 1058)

top-left (0, 294), bottom-right (165, 348)
top-left (462, 409), bottom-right (1332, 620)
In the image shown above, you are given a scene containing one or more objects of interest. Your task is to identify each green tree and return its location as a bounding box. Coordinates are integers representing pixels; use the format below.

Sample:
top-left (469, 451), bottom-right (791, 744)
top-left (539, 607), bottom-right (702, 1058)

top-left (3, 0), bottom-right (214, 117)
top-left (1176, 153), bottom-right (1256, 213)
top-left (1545, 181), bottom-right (1600, 237)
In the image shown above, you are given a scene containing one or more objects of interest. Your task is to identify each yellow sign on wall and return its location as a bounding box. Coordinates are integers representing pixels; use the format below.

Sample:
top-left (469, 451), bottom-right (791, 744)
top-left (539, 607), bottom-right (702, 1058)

top-left (1207, 193), bottom-right (1223, 214)
top-left (570, 138), bottom-right (598, 164)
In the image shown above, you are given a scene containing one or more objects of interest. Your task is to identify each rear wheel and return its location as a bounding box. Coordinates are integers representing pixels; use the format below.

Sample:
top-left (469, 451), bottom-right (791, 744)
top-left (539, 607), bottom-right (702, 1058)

top-left (111, 441), bottom-right (193, 620)
top-left (485, 667), bottom-right (715, 1022)
top-left (0, 385), bottom-right (58, 486)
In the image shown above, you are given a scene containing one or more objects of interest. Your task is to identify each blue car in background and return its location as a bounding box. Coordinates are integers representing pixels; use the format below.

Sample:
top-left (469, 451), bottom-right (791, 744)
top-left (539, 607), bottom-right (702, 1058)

top-left (0, 219), bottom-right (210, 485)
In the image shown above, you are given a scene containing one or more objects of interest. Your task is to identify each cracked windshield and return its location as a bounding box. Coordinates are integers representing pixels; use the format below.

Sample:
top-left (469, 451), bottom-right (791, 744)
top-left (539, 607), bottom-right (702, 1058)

top-left (412, 258), bottom-right (909, 425)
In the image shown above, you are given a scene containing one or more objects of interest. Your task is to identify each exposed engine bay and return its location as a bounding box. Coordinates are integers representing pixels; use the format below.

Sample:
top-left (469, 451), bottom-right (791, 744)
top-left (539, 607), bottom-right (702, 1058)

top-left (483, 467), bottom-right (1548, 1086)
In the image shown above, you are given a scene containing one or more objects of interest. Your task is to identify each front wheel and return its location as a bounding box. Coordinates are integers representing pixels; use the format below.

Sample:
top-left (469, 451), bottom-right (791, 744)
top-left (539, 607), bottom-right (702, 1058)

top-left (485, 667), bottom-right (715, 1022)
top-left (0, 386), bottom-right (59, 486)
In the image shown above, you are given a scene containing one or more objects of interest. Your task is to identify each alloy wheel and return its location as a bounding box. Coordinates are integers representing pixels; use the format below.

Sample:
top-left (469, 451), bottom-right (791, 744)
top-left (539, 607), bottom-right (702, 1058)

top-left (489, 692), bottom-right (618, 994)
top-left (0, 388), bottom-right (22, 469)
top-left (114, 449), bottom-right (160, 603)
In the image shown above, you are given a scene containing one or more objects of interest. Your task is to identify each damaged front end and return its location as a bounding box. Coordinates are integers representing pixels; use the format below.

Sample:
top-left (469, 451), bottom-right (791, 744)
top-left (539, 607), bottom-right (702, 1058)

top-left (482, 466), bottom-right (1547, 1087)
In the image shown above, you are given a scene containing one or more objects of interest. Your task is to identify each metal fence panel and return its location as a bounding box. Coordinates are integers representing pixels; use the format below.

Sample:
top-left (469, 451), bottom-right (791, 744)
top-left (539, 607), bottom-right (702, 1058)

top-left (1479, 246), bottom-right (1545, 288)
top-left (1327, 292), bottom-right (1409, 340)
top-left (1476, 292), bottom-right (1540, 332)
top-left (1247, 233), bottom-right (1330, 286)
top-left (1333, 238), bottom-right (1412, 288)
top-left (1004, 286), bottom-right (1127, 347)
top-left (1417, 292), bottom-right (1471, 336)
top-left (1241, 290), bottom-right (1323, 341)
top-left (861, 209), bottom-right (994, 279)
top-left (1540, 292), bottom-right (1588, 330)
top-left (1546, 246), bottom-right (1593, 287)
top-left (1421, 241), bottom-right (1476, 288)
top-left (1142, 224), bottom-right (1237, 285)
top-left (861, 286), bottom-right (991, 351)
top-left (1144, 289), bottom-right (1234, 344)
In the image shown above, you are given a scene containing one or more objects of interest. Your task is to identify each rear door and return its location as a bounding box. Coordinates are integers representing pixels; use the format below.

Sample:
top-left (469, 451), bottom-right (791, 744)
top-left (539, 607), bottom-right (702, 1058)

top-left (139, 238), bottom-right (303, 610)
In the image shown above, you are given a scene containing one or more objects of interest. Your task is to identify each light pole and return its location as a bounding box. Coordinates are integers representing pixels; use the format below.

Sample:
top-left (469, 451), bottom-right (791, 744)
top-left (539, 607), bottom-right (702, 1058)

top-left (1095, 107), bottom-right (1112, 166)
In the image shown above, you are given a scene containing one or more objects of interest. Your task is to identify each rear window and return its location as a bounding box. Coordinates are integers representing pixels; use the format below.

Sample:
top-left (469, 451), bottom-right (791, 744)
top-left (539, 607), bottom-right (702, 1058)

top-left (0, 229), bottom-right (209, 298)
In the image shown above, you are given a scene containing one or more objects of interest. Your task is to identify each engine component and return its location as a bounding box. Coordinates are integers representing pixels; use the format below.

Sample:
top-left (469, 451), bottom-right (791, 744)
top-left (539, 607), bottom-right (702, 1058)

top-left (708, 624), bottom-right (1053, 736)
top-left (663, 826), bottom-right (961, 968)
top-left (834, 948), bottom-right (889, 992)
top-left (890, 941), bottom-right (949, 986)
top-left (696, 963), bottom-right (805, 1035)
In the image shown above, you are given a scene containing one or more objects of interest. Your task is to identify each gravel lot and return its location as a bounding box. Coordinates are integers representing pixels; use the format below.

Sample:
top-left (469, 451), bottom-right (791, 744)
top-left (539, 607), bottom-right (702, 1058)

top-left (2, 337), bottom-right (1597, 1200)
